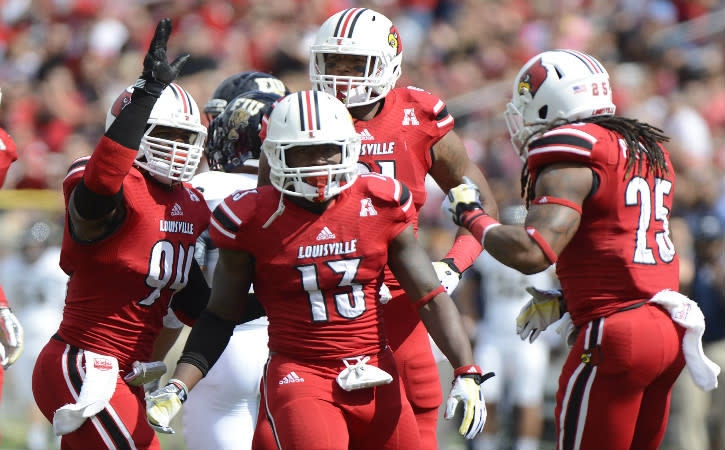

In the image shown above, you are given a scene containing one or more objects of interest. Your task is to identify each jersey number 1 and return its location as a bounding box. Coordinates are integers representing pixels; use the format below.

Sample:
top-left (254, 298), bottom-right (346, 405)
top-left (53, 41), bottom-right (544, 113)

top-left (296, 258), bottom-right (366, 322)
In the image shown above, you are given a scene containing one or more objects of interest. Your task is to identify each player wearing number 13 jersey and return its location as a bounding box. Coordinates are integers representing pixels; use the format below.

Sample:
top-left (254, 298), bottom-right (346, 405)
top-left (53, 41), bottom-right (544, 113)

top-left (33, 20), bottom-right (211, 450)
top-left (150, 91), bottom-right (487, 449)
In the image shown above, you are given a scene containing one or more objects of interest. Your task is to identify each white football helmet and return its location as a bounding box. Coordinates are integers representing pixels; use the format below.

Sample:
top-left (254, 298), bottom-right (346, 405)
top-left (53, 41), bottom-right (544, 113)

top-left (504, 49), bottom-right (616, 161)
top-left (310, 8), bottom-right (402, 107)
top-left (263, 90), bottom-right (360, 202)
top-left (106, 83), bottom-right (207, 183)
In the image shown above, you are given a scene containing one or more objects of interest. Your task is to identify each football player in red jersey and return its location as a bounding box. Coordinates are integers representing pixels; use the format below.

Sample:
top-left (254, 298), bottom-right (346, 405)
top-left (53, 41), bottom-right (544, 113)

top-left (31, 19), bottom-right (211, 450)
top-left (261, 9), bottom-right (499, 448)
top-left (146, 90), bottom-right (493, 449)
top-left (0, 96), bottom-right (24, 444)
top-left (447, 49), bottom-right (699, 450)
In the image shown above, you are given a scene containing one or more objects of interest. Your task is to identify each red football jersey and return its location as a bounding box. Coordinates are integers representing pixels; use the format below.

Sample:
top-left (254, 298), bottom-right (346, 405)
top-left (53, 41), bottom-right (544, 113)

top-left (0, 127), bottom-right (18, 188)
top-left (354, 86), bottom-right (453, 289)
top-left (57, 156), bottom-right (210, 368)
top-left (209, 173), bottom-right (415, 360)
top-left (527, 123), bottom-right (679, 326)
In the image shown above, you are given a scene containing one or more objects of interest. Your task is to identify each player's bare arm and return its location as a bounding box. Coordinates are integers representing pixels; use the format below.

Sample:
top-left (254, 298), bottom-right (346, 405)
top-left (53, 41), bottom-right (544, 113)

top-left (387, 224), bottom-right (475, 369)
top-left (485, 162), bottom-right (590, 273)
top-left (428, 130), bottom-right (499, 220)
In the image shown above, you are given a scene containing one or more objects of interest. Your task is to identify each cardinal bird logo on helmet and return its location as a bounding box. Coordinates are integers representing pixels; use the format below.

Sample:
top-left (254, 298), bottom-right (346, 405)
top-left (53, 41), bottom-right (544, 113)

top-left (388, 26), bottom-right (402, 56)
top-left (518, 58), bottom-right (547, 98)
top-left (110, 90), bottom-right (133, 118)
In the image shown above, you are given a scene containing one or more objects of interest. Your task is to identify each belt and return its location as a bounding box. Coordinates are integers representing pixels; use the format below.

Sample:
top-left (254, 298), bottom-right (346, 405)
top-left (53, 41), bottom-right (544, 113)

top-left (616, 300), bottom-right (649, 313)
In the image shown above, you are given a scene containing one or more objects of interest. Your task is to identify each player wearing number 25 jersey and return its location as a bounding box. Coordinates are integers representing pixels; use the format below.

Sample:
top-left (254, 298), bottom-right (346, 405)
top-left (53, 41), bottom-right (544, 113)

top-left (449, 50), bottom-right (691, 450)
top-left (32, 19), bottom-right (210, 450)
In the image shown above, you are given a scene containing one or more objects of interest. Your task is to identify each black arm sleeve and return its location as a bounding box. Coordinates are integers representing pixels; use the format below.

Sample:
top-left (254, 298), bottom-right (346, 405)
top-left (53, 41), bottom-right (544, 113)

top-left (177, 309), bottom-right (236, 376)
top-left (73, 179), bottom-right (124, 220)
top-left (237, 293), bottom-right (266, 324)
top-left (170, 259), bottom-right (210, 324)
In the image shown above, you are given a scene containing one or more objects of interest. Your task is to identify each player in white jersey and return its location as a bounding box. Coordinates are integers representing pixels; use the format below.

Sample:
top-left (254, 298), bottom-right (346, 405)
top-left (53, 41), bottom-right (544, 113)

top-left (183, 86), bottom-right (282, 450)
top-left (467, 206), bottom-right (558, 450)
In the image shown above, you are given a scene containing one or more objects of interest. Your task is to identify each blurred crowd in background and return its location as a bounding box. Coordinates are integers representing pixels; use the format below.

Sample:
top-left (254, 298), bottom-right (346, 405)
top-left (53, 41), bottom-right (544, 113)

top-left (0, 0), bottom-right (722, 449)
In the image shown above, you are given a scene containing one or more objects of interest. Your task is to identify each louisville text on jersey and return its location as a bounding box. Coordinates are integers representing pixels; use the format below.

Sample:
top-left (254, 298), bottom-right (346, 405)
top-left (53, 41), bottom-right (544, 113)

top-left (298, 239), bottom-right (357, 259)
top-left (159, 220), bottom-right (195, 235)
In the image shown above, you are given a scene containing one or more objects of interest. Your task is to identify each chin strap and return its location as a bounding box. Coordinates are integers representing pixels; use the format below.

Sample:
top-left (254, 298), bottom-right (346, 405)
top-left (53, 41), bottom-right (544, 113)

top-left (262, 190), bottom-right (286, 229)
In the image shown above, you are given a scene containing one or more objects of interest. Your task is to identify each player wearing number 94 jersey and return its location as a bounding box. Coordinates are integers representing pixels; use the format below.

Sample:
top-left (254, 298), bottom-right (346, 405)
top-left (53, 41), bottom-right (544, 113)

top-left (32, 18), bottom-right (210, 450)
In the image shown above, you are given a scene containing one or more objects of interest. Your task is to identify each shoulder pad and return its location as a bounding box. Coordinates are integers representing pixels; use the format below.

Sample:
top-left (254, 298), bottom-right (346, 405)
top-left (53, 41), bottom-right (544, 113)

top-left (401, 86), bottom-right (452, 128)
top-left (210, 188), bottom-right (260, 238)
top-left (358, 173), bottom-right (411, 208)
top-left (527, 124), bottom-right (601, 170)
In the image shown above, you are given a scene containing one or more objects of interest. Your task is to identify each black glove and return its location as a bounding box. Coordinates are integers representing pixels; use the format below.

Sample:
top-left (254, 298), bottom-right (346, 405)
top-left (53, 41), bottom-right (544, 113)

top-left (133, 18), bottom-right (189, 97)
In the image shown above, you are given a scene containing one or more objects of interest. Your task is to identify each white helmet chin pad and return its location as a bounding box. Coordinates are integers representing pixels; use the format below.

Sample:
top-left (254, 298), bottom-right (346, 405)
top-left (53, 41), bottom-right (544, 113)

top-left (504, 49), bottom-right (615, 161)
top-left (310, 8), bottom-right (402, 107)
top-left (262, 90), bottom-right (361, 202)
top-left (106, 83), bottom-right (207, 182)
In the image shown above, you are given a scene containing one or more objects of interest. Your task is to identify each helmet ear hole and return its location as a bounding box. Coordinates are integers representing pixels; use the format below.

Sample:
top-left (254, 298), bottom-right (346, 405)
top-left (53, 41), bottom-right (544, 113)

top-left (538, 105), bottom-right (548, 119)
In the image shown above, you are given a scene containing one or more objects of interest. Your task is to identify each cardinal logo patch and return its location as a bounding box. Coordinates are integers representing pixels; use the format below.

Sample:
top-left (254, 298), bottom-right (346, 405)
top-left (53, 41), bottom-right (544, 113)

top-left (388, 25), bottom-right (402, 56)
top-left (518, 58), bottom-right (547, 98)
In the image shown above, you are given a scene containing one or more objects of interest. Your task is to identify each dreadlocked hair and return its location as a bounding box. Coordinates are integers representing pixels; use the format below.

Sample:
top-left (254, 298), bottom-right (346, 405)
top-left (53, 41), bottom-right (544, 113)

top-left (519, 116), bottom-right (670, 207)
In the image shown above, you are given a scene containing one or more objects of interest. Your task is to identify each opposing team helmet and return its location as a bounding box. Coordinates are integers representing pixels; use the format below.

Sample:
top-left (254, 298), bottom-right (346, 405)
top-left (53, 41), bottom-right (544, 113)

top-left (262, 90), bottom-right (360, 202)
top-left (204, 71), bottom-right (289, 120)
top-left (205, 90), bottom-right (281, 172)
top-left (310, 8), bottom-right (402, 107)
top-left (106, 84), bottom-right (207, 183)
top-left (504, 49), bottom-right (616, 161)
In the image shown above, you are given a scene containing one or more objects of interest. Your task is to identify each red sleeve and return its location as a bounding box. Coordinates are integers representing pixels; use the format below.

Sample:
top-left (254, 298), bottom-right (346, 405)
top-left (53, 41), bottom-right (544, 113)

top-left (0, 128), bottom-right (19, 188)
top-left (209, 188), bottom-right (260, 251)
top-left (0, 283), bottom-right (8, 308)
top-left (359, 173), bottom-right (415, 243)
top-left (83, 136), bottom-right (138, 195)
top-left (405, 86), bottom-right (454, 136)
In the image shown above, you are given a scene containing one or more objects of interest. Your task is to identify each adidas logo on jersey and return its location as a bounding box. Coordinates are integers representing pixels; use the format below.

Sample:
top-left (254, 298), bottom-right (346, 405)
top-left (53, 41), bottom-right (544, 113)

top-left (279, 372), bottom-right (304, 384)
top-left (316, 226), bottom-right (336, 241)
top-left (171, 203), bottom-right (183, 216)
top-left (359, 128), bottom-right (374, 140)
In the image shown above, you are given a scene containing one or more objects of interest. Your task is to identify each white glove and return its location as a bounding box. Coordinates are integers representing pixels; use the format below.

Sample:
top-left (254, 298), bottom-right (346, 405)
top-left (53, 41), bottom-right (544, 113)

top-left (447, 177), bottom-right (483, 226)
top-left (379, 283), bottom-right (392, 304)
top-left (145, 379), bottom-right (187, 434)
top-left (432, 260), bottom-right (461, 295)
top-left (0, 307), bottom-right (23, 369)
top-left (124, 361), bottom-right (167, 388)
top-left (516, 286), bottom-right (564, 343)
top-left (444, 368), bottom-right (494, 440)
